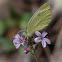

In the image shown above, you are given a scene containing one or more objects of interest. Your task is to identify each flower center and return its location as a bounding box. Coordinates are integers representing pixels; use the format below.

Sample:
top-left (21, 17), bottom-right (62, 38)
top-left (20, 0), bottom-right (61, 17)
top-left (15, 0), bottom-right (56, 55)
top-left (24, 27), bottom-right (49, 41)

top-left (41, 36), bottom-right (43, 40)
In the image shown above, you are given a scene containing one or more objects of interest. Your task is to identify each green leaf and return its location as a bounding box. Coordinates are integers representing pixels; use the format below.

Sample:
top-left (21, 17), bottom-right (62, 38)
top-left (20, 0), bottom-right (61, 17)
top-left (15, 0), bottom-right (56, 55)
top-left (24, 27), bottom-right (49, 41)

top-left (26, 3), bottom-right (51, 36)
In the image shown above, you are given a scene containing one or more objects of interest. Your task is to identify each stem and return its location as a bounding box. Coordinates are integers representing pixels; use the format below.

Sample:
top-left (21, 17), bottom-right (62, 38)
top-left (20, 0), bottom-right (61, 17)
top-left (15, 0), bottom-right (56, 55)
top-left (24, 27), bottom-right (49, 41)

top-left (33, 50), bottom-right (38, 62)
top-left (34, 53), bottom-right (38, 62)
top-left (30, 49), bottom-right (38, 62)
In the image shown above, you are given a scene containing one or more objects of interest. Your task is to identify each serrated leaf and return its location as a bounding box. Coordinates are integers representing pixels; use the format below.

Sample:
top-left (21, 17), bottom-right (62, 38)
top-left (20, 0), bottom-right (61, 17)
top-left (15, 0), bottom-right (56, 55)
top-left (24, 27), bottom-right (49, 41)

top-left (26, 3), bottom-right (51, 36)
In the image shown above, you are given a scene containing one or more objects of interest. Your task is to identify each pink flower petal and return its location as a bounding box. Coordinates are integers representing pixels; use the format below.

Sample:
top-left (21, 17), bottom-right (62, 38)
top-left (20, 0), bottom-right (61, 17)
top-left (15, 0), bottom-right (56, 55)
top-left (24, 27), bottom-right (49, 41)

top-left (42, 31), bottom-right (48, 37)
top-left (44, 38), bottom-right (51, 44)
top-left (34, 37), bottom-right (41, 43)
top-left (20, 37), bottom-right (23, 40)
top-left (15, 44), bottom-right (20, 49)
top-left (13, 39), bottom-right (21, 49)
top-left (35, 31), bottom-right (42, 37)
top-left (42, 40), bottom-right (46, 48)
top-left (24, 48), bottom-right (29, 54)
top-left (22, 42), bottom-right (27, 47)
top-left (15, 34), bottom-right (23, 40)
top-left (15, 34), bottom-right (20, 39)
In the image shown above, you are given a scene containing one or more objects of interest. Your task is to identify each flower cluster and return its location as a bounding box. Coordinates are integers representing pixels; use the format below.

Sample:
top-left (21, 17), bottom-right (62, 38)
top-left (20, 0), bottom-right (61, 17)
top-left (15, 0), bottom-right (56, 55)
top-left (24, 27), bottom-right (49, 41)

top-left (34, 31), bottom-right (51, 48)
top-left (13, 30), bottom-right (29, 54)
top-left (13, 30), bottom-right (51, 54)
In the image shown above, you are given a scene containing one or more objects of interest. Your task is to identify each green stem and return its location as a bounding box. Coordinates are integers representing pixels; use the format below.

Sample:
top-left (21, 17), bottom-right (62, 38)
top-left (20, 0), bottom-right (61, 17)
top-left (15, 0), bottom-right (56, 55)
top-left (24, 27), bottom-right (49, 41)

top-left (33, 50), bottom-right (38, 62)
top-left (31, 49), bottom-right (38, 62)
top-left (34, 54), bottom-right (38, 62)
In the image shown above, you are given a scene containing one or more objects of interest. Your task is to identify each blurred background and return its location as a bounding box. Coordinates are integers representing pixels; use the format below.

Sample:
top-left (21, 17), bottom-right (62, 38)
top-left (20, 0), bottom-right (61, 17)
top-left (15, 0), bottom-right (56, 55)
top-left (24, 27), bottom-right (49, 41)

top-left (1, 0), bottom-right (62, 62)
top-left (0, 0), bottom-right (47, 62)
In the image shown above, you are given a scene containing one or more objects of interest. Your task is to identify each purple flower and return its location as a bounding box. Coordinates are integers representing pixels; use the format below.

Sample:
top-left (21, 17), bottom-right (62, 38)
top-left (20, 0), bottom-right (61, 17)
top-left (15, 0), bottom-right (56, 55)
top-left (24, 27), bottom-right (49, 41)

top-left (34, 31), bottom-right (51, 48)
top-left (24, 48), bottom-right (29, 54)
top-left (13, 34), bottom-right (27, 49)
